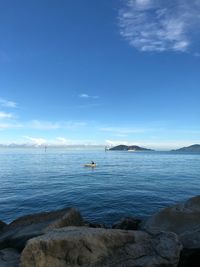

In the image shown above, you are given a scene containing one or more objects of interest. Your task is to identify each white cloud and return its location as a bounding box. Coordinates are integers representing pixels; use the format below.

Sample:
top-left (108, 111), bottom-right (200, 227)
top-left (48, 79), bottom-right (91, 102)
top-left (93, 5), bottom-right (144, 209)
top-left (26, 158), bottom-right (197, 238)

top-left (0, 111), bottom-right (21, 129)
top-left (0, 111), bottom-right (13, 119)
top-left (119, 0), bottom-right (200, 52)
top-left (136, 0), bottom-right (151, 7)
top-left (0, 98), bottom-right (17, 108)
top-left (79, 94), bottom-right (89, 98)
top-left (24, 136), bottom-right (47, 146)
top-left (55, 137), bottom-right (70, 145)
top-left (22, 136), bottom-right (102, 147)
top-left (53, 138), bottom-right (102, 146)
top-left (79, 93), bottom-right (99, 99)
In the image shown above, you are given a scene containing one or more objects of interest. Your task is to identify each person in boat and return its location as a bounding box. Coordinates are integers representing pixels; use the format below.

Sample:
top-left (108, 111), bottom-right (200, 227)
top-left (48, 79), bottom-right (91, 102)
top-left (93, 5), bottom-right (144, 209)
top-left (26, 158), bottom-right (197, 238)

top-left (91, 161), bottom-right (95, 165)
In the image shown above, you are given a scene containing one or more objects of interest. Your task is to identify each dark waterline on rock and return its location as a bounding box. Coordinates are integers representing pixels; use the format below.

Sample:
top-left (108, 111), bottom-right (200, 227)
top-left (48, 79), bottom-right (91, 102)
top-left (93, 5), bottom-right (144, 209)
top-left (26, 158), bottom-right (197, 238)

top-left (0, 148), bottom-right (200, 224)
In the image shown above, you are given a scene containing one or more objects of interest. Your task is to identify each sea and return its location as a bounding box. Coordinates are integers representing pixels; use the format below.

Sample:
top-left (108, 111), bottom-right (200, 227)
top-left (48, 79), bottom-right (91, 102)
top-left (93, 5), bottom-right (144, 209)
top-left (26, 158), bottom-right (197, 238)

top-left (0, 148), bottom-right (200, 225)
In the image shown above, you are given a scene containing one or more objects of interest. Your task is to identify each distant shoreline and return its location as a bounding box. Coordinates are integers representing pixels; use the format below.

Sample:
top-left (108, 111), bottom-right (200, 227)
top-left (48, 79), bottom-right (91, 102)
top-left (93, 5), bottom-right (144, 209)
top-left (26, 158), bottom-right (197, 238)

top-left (0, 143), bottom-right (200, 152)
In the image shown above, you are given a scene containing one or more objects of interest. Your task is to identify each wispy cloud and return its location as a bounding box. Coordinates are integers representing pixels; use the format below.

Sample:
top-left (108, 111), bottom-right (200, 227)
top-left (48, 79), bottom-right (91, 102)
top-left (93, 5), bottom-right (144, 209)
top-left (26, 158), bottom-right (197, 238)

top-left (79, 93), bottom-right (99, 99)
top-left (27, 120), bottom-right (87, 130)
top-left (0, 123), bottom-right (14, 129)
top-left (24, 136), bottom-right (47, 146)
top-left (22, 136), bottom-right (102, 146)
top-left (0, 117), bottom-right (87, 131)
top-left (56, 137), bottom-right (69, 145)
top-left (0, 98), bottom-right (17, 108)
top-left (0, 110), bottom-right (20, 129)
top-left (0, 111), bottom-right (13, 119)
top-left (0, 122), bottom-right (22, 129)
top-left (119, 0), bottom-right (200, 52)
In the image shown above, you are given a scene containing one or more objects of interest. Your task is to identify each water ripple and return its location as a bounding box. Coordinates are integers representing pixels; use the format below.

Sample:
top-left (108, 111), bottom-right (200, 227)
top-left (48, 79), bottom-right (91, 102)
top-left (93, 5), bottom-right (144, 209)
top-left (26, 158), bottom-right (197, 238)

top-left (0, 148), bottom-right (200, 224)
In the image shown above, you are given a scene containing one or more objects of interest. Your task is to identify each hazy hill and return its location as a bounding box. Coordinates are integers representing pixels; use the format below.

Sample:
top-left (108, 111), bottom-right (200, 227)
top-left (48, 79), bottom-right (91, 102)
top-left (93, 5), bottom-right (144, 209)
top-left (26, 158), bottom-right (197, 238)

top-left (109, 145), bottom-right (153, 151)
top-left (172, 144), bottom-right (200, 152)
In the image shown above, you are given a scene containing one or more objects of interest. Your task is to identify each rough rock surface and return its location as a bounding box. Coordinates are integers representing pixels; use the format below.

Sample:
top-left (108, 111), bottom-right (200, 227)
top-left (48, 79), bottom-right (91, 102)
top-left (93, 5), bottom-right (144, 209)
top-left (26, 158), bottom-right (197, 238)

top-left (178, 248), bottom-right (200, 267)
top-left (0, 207), bottom-right (83, 251)
top-left (112, 217), bottom-right (141, 230)
top-left (0, 221), bottom-right (7, 232)
top-left (0, 248), bottom-right (20, 267)
top-left (84, 221), bottom-right (106, 228)
top-left (144, 195), bottom-right (200, 248)
top-left (21, 226), bottom-right (182, 267)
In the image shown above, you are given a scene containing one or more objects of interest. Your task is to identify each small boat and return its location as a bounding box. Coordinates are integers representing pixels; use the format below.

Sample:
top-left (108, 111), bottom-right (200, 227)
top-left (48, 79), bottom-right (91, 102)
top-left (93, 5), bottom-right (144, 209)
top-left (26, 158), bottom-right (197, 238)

top-left (128, 149), bottom-right (136, 152)
top-left (84, 163), bottom-right (97, 167)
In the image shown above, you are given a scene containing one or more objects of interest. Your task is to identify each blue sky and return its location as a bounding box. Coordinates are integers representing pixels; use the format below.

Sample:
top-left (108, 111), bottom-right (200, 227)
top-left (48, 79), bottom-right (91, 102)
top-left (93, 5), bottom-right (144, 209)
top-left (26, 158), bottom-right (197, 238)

top-left (0, 0), bottom-right (200, 149)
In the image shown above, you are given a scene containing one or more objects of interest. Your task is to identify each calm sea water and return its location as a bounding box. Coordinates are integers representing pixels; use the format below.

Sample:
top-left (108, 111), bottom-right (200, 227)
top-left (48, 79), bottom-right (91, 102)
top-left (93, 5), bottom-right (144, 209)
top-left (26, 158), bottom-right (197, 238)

top-left (0, 148), bottom-right (200, 225)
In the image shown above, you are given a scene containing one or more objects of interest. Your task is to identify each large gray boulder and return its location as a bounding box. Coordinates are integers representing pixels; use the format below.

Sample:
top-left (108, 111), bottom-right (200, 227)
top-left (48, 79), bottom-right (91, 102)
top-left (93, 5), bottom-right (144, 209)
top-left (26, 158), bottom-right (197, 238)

top-left (0, 207), bottom-right (83, 251)
top-left (0, 248), bottom-right (20, 267)
top-left (144, 196), bottom-right (200, 248)
top-left (21, 226), bottom-right (182, 267)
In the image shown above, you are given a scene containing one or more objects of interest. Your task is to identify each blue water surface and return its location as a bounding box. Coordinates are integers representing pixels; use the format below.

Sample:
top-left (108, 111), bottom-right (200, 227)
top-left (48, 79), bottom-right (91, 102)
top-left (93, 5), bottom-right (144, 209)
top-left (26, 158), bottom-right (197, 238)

top-left (0, 148), bottom-right (200, 225)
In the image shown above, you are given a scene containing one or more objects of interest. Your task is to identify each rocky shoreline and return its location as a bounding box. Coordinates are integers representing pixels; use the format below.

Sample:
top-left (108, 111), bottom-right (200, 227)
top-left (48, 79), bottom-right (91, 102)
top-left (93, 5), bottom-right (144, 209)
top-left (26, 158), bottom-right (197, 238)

top-left (1, 196), bottom-right (200, 267)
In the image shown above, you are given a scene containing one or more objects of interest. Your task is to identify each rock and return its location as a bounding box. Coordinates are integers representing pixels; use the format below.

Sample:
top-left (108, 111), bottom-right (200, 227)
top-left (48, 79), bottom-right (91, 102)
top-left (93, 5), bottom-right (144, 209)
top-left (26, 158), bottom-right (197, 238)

top-left (0, 207), bottom-right (83, 251)
top-left (178, 248), bottom-right (200, 267)
top-left (84, 221), bottom-right (106, 228)
top-left (112, 217), bottom-right (141, 230)
top-left (179, 227), bottom-right (200, 249)
top-left (20, 226), bottom-right (182, 267)
top-left (144, 195), bottom-right (200, 248)
top-left (0, 221), bottom-right (7, 232)
top-left (0, 248), bottom-right (20, 267)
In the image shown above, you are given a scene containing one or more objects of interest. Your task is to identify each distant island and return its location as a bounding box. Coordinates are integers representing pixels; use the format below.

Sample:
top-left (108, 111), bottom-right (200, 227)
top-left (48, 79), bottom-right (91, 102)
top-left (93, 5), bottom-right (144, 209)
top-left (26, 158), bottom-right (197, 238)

top-left (0, 143), bottom-right (200, 152)
top-left (172, 144), bottom-right (200, 152)
top-left (109, 145), bottom-right (153, 151)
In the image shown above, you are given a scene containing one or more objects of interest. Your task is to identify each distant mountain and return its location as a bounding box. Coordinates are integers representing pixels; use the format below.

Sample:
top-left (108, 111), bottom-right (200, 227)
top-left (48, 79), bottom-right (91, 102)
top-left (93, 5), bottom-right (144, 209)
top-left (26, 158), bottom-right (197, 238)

top-left (109, 145), bottom-right (153, 151)
top-left (172, 144), bottom-right (200, 152)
